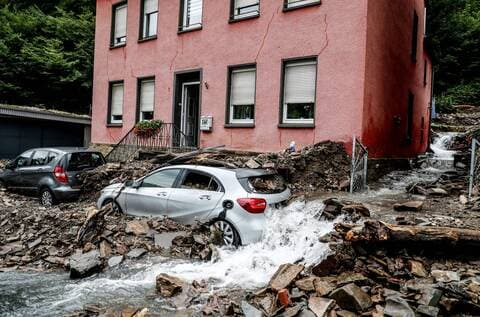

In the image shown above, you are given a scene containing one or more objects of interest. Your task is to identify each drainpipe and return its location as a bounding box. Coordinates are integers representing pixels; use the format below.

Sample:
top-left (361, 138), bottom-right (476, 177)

top-left (427, 69), bottom-right (435, 153)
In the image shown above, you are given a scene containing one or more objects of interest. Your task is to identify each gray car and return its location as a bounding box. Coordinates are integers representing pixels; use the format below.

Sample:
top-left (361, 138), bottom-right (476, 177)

top-left (0, 147), bottom-right (105, 206)
top-left (97, 165), bottom-right (291, 246)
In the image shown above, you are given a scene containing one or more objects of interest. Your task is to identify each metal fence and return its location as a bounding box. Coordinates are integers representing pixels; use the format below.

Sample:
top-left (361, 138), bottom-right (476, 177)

top-left (468, 138), bottom-right (480, 200)
top-left (350, 136), bottom-right (368, 193)
top-left (105, 123), bottom-right (196, 163)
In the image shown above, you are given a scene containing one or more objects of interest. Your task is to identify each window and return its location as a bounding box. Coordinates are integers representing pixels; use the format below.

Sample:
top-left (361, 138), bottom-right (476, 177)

top-left (15, 151), bottom-right (33, 168)
top-left (142, 169), bottom-right (181, 188)
top-left (179, 0), bottom-right (202, 32)
top-left (411, 11), bottom-right (419, 62)
top-left (111, 2), bottom-right (127, 47)
top-left (284, 0), bottom-right (320, 10)
top-left (31, 150), bottom-right (49, 166)
top-left (281, 58), bottom-right (317, 124)
top-left (67, 152), bottom-right (105, 171)
top-left (46, 152), bottom-right (58, 164)
top-left (228, 66), bottom-right (256, 124)
top-left (180, 171), bottom-right (221, 192)
top-left (108, 81), bottom-right (124, 124)
top-left (140, 0), bottom-right (158, 39)
top-left (230, 0), bottom-right (259, 20)
top-left (138, 78), bottom-right (155, 121)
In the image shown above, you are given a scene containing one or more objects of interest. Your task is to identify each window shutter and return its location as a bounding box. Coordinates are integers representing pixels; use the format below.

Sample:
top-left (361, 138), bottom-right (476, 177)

top-left (115, 5), bottom-right (127, 39)
top-left (236, 0), bottom-right (258, 8)
top-left (231, 69), bottom-right (255, 105)
top-left (111, 84), bottom-right (124, 116)
top-left (140, 80), bottom-right (155, 112)
top-left (187, 0), bottom-right (202, 26)
top-left (284, 61), bottom-right (317, 104)
top-left (144, 0), bottom-right (157, 14)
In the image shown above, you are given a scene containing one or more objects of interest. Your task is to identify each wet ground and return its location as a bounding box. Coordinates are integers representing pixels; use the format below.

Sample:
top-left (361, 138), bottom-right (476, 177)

top-left (1, 133), bottom-right (478, 316)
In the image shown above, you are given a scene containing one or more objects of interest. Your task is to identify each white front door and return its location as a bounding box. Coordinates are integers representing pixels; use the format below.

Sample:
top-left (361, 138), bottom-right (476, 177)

top-left (180, 82), bottom-right (200, 147)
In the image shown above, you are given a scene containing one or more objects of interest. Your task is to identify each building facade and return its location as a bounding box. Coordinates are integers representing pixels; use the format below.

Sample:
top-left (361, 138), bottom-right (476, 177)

top-left (92, 0), bottom-right (432, 158)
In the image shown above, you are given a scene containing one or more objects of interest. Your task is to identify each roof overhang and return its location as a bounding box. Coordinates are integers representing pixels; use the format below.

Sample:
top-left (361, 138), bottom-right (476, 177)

top-left (0, 104), bottom-right (91, 125)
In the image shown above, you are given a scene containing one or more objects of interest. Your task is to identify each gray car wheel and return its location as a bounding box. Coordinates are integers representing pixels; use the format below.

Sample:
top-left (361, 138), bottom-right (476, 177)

top-left (40, 188), bottom-right (55, 207)
top-left (213, 220), bottom-right (241, 247)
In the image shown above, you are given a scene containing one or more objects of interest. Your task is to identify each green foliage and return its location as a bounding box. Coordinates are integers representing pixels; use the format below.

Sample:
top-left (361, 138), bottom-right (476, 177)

top-left (134, 120), bottom-right (164, 137)
top-left (427, 0), bottom-right (480, 111)
top-left (0, 1), bottom-right (94, 113)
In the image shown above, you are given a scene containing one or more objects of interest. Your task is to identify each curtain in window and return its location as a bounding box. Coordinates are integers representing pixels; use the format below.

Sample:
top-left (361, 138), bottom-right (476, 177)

top-left (231, 69), bottom-right (256, 106)
top-left (236, 0), bottom-right (259, 9)
top-left (284, 61), bottom-right (316, 104)
top-left (144, 0), bottom-right (157, 13)
top-left (186, 0), bottom-right (202, 26)
top-left (140, 80), bottom-right (155, 113)
top-left (111, 84), bottom-right (124, 116)
top-left (115, 5), bottom-right (127, 40)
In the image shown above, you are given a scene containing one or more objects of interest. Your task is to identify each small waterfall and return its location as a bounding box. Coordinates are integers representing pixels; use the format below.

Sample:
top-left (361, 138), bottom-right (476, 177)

top-left (429, 133), bottom-right (457, 169)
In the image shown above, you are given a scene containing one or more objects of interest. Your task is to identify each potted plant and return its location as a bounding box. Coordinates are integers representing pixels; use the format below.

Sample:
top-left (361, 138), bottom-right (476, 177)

top-left (134, 120), bottom-right (163, 138)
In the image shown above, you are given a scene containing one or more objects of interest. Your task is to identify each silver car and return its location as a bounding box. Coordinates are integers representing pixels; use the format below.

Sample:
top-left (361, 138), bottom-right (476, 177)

top-left (97, 165), bottom-right (291, 246)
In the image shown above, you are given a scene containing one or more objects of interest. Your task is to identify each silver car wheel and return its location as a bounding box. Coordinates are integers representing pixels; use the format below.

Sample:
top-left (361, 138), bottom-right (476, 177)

top-left (41, 190), bottom-right (53, 207)
top-left (214, 220), bottom-right (235, 246)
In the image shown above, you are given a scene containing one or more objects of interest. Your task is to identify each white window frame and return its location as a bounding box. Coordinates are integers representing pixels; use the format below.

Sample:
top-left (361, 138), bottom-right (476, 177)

top-left (282, 59), bottom-right (317, 125)
top-left (229, 67), bottom-right (256, 124)
top-left (141, 0), bottom-right (158, 39)
top-left (285, 0), bottom-right (320, 10)
top-left (112, 3), bottom-right (128, 46)
top-left (110, 82), bottom-right (124, 124)
top-left (139, 78), bottom-right (155, 121)
top-left (232, 0), bottom-right (260, 20)
top-left (180, 0), bottom-right (203, 31)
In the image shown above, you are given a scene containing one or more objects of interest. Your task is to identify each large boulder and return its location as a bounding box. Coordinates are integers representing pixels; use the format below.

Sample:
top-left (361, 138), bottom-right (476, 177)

top-left (156, 273), bottom-right (184, 297)
top-left (329, 283), bottom-right (372, 312)
top-left (69, 250), bottom-right (102, 279)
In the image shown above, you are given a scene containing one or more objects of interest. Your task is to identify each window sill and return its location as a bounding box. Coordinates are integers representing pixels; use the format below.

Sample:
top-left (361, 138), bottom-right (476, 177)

top-left (224, 123), bottom-right (255, 128)
top-left (109, 43), bottom-right (126, 50)
top-left (283, 1), bottom-right (321, 12)
top-left (138, 35), bottom-right (157, 43)
top-left (278, 123), bottom-right (315, 128)
top-left (178, 25), bottom-right (202, 35)
top-left (229, 14), bottom-right (260, 24)
top-left (106, 123), bottom-right (123, 127)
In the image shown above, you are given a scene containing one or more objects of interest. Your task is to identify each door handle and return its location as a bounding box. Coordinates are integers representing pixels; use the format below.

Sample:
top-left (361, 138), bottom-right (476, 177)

top-left (157, 191), bottom-right (168, 197)
top-left (199, 194), bottom-right (211, 200)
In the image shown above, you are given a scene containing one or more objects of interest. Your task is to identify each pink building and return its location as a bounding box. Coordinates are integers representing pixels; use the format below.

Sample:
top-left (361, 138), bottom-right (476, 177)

top-left (92, 0), bottom-right (433, 158)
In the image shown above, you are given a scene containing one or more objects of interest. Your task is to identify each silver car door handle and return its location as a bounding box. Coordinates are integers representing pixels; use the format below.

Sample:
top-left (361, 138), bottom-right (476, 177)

top-left (157, 191), bottom-right (168, 197)
top-left (199, 194), bottom-right (211, 200)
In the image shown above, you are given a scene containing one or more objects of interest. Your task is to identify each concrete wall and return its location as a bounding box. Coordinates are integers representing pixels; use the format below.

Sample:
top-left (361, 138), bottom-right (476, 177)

top-left (361, 0), bottom-right (432, 158)
top-left (92, 0), bottom-right (368, 152)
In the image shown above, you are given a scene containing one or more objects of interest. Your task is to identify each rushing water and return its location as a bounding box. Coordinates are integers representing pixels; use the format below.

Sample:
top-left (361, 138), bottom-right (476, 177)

top-left (431, 133), bottom-right (457, 161)
top-left (0, 201), bottom-right (333, 316)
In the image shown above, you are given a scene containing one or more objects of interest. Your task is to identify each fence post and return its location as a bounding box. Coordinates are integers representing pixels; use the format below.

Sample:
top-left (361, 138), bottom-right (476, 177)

top-left (350, 136), bottom-right (356, 194)
top-left (469, 139), bottom-right (478, 201)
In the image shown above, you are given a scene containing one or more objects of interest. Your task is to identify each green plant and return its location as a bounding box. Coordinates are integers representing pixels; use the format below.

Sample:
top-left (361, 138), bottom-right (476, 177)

top-left (134, 120), bottom-right (163, 137)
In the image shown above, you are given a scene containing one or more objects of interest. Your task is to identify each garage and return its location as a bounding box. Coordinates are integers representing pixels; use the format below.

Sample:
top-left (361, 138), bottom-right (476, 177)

top-left (0, 104), bottom-right (91, 159)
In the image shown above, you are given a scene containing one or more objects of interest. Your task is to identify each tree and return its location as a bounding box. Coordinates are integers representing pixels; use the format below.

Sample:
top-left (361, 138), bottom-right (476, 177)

top-left (0, 1), bottom-right (94, 114)
top-left (426, 0), bottom-right (480, 111)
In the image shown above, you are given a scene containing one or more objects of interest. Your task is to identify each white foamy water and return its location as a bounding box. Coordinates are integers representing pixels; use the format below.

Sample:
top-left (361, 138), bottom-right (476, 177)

top-left (25, 200), bottom-right (333, 315)
top-left (431, 133), bottom-right (457, 161)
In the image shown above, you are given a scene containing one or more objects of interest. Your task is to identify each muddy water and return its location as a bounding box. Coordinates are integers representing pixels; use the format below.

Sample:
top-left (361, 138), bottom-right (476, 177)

top-left (0, 133), bottom-right (457, 316)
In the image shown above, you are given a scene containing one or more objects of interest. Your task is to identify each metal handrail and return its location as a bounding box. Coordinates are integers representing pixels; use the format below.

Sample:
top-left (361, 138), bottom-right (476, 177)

top-left (105, 123), bottom-right (197, 162)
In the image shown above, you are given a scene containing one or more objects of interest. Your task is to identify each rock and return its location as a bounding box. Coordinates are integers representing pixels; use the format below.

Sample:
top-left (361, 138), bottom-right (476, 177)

top-left (329, 283), bottom-right (372, 312)
top-left (99, 240), bottom-right (112, 258)
top-left (336, 310), bottom-right (357, 317)
top-left (245, 159), bottom-right (260, 169)
top-left (384, 296), bottom-right (415, 317)
top-left (408, 260), bottom-right (427, 277)
top-left (69, 250), bottom-right (102, 279)
top-left (312, 255), bottom-right (338, 277)
top-left (125, 220), bottom-right (149, 236)
top-left (308, 296), bottom-right (335, 317)
top-left (255, 293), bottom-right (276, 316)
top-left (342, 204), bottom-right (371, 217)
top-left (44, 256), bottom-right (65, 265)
top-left (417, 286), bottom-right (443, 306)
top-left (27, 237), bottom-right (42, 249)
top-left (314, 280), bottom-right (335, 296)
top-left (459, 195), bottom-right (468, 205)
top-left (431, 270), bottom-right (460, 282)
top-left (296, 276), bottom-right (320, 291)
top-left (416, 305), bottom-right (440, 317)
top-left (156, 273), bottom-right (184, 297)
top-left (269, 263), bottom-right (304, 291)
top-left (108, 255), bottom-right (124, 267)
top-left (282, 305), bottom-right (303, 317)
top-left (298, 309), bottom-right (317, 317)
top-left (428, 188), bottom-right (448, 196)
top-left (154, 231), bottom-right (186, 249)
top-left (241, 301), bottom-right (262, 317)
top-left (126, 248), bottom-right (146, 259)
top-left (394, 201), bottom-right (424, 212)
